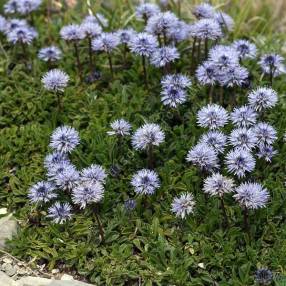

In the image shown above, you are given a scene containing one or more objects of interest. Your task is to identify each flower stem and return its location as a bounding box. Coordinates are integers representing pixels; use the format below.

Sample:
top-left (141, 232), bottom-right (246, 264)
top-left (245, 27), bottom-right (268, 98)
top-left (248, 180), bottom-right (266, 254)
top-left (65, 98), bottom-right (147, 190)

top-left (88, 37), bottom-right (93, 72)
top-left (243, 207), bottom-right (249, 234)
top-left (93, 206), bottom-right (104, 243)
top-left (142, 55), bottom-right (148, 87)
top-left (191, 37), bottom-right (197, 74)
top-left (147, 145), bottom-right (154, 169)
top-left (204, 39), bottom-right (208, 58)
top-left (220, 196), bottom-right (229, 228)
top-left (208, 85), bottom-right (214, 103)
top-left (73, 42), bottom-right (82, 80)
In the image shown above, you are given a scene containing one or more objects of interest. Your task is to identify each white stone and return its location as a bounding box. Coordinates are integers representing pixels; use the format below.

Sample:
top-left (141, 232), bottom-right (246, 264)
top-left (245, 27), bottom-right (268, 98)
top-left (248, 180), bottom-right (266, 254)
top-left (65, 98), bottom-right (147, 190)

top-left (0, 270), bottom-right (16, 285)
top-left (2, 262), bottom-right (16, 276)
top-left (0, 208), bottom-right (8, 215)
top-left (0, 214), bottom-right (18, 249)
top-left (15, 276), bottom-right (52, 286)
top-left (61, 274), bottom-right (74, 280)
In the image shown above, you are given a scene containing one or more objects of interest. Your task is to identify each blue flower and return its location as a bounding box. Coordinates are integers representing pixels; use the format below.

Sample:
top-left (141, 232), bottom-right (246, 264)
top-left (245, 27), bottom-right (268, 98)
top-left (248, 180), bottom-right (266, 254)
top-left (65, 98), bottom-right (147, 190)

top-left (228, 128), bottom-right (257, 150)
top-left (129, 32), bottom-right (158, 57)
top-left (124, 199), bottom-right (136, 211)
top-left (41, 69), bottom-right (69, 92)
top-left (80, 164), bottom-right (107, 185)
top-left (107, 119), bottom-right (132, 137)
top-left (257, 144), bottom-right (277, 162)
top-left (28, 181), bottom-right (56, 203)
top-left (54, 164), bottom-right (80, 190)
top-left (47, 202), bottom-right (72, 224)
top-left (38, 46), bottom-right (62, 62)
top-left (217, 65), bottom-right (249, 87)
top-left (254, 269), bottom-right (273, 286)
top-left (60, 24), bottom-right (84, 41)
top-left (171, 193), bottom-right (195, 219)
top-left (248, 87), bottom-right (278, 111)
top-left (253, 122), bottom-right (277, 145)
top-left (192, 3), bottom-right (215, 19)
top-left (161, 87), bottom-right (187, 108)
top-left (231, 39), bottom-right (257, 60)
top-left (259, 53), bottom-right (285, 77)
top-left (214, 12), bottom-right (234, 31)
top-left (199, 130), bottom-right (227, 153)
top-left (117, 28), bottom-right (136, 44)
top-left (135, 3), bottom-right (160, 21)
top-left (150, 46), bottom-right (179, 67)
top-left (203, 173), bottom-right (234, 197)
top-left (209, 45), bottom-right (239, 69)
top-left (80, 21), bottom-right (102, 38)
top-left (161, 74), bottom-right (191, 90)
top-left (44, 152), bottom-right (70, 170)
top-left (91, 32), bottom-right (120, 53)
top-left (191, 18), bottom-right (223, 40)
top-left (230, 105), bottom-right (257, 127)
top-left (196, 61), bottom-right (217, 85)
top-left (7, 26), bottom-right (37, 45)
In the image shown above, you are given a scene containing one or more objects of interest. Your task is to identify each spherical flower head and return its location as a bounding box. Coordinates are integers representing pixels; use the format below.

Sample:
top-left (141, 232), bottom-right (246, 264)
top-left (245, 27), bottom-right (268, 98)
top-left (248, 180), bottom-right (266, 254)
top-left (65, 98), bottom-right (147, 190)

top-left (38, 46), bottom-right (62, 62)
top-left (161, 86), bottom-right (187, 108)
top-left (186, 143), bottom-right (219, 171)
top-left (42, 69), bottom-right (69, 92)
top-left (80, 164), bottom-right (107, 184)
top-left (167, 20), bottom-right (191, 42)
top-left (72, 181), bottom-right (104, 209)
top-left (259, 53), bottom-right (285, 77)
top-left (132, 123), bottom-right (165, 150)
top-left (161, 74), bottom-right (191, 90)
top-left (209, 45), bottom-right (239, 69)
top-left (145, 11), bottom-right (178, 36)
top-left (214, 12), bottom-right (234, 31)
top-left (135, 3), bottom-right (160, 20)
top-left (4, 0), bottom-right (19, 14)
top-left (17, 0), bottom-right (42, 15)
top-left (129, 32), bottom-right (158, 57)
top-left (4, 18), bottom-right (28, 34)
top-left (44, 152), bottom-right (70, 169)
top-left (192, 19), bottom-right (223, 40)
top-left (230, 105), bottom-right (257, 127)
top-left (192, 3), bottom-right (215, 19)
top-left (60, 24), bottom-right (84, 41)
top-left (91, 32), bottom-right (120, 53)
top-left (107, 119), bottom-right (131, 137)
top-left (80, 21), bottom-right (102, 38)
top-left (0, 15), bottom-right (7, 33)
top-left (7, 26), bottom-right (37, 45)
top-left (131, 169), bottom-right (160, 195)
top-left (171, 193), bottom-right (195, 219)
top-left (225, 148), bottom-right (255, 178)
top-left (197, 104), bottom-right (229, 130)
top-left (94, 13), bottom-right (109, 27)
top-left (248, 87), bottom-right (278, 111)
top-left (257, 144), bottom-right (277, 162)
top-left (199, 130), bottom-right (227, 153)
top-left (203, 173), bottom-right (235, 197)
top-left (124, 199), bottom-right (136, 211)
top-left (217, 65), bottom-right (249, 87)
top-left (196, 61), bottom-right (217, 85)
top-left (49, 125), bottom-right (80, 153)
top-left (254, 269), bottom-right (273, 286)
top-left (47, 202), bottom-right (72, 224)
top-left (231, 40), bottom-right (257, 60)
top-left (47, 161), bottom-right (73, 181)
top-left (150, 46), bottom-right (179, 67)
top-left (233, 182), bottom-right (269, 209)
top-left (253, 122), bottom-right (277, 145)
top-left (229, 128), bottom-right (257, 150)
top-left (117, 28), bottom-right (136, 44)
top-left (54, 164), bottom-right (80, 190)
top-left (28, 181), bottom-right (56, 204)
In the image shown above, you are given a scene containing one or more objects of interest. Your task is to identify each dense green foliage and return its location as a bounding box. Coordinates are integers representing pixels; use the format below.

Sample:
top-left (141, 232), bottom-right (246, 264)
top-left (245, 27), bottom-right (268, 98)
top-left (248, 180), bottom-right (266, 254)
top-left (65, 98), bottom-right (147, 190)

top-left (1, 1), bottom-right (286, 285)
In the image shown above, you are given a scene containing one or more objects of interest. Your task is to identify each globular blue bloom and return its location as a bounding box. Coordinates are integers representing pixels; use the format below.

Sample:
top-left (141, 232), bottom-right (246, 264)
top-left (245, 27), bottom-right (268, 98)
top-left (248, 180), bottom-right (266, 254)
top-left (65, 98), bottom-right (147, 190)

top-left (128, 32), bottom-right (158, 57)
top-left (203, 173), bottom-right (235, 197)
top-left (131, 169), bottom-right (160, 195)
top-left (54, 164), bottom-right (80, 190)
top-left (7, 26), bottom-right (37, 45)
top-left (248, 87), bottom-right (278, 111)
top-left (217, 65), bottom-right (249, 87)
top-left (0, 15), bottom-right (7, 33)
top-left (257, 144), bottom-right (277, 162)
top-left (49, 125), bottom-right (80, 153)
top-left (44, 152), bottom-right (70, 169)
top-left (135, 3), bottom-right (160, 21)
top-left (161, 74), bottom-right (191, 90)
top-left (91, 32), bottom-right (120, 53)
top-left (199, 130), bottom-right (227, 153)
top-left (191, 18), bottom-right (223, 40)
top-left (161, 87), bottom-right (187, 108)
top-left (230, 105), bottom-right (257, 127)
top-left (197, 104), bottom-right (229, 130)
top-left (72, 181), bottom-right (104, 209)
top-left (80, 164), bottom-right (107, 185)
top-left (42, 69), bottom-right (69, 92)
top-left (253, 122), bottom-right (277, 145)
top-left (82, 14), bottom-right (108, 27)
top-left (186, 143), bottom-right (219, 171)
top-left (80, 21), bottom-right (102, 38)
top-left (228, 128), bottom-right (257, 150)
top-left (38, 46), bottom-right (62, 62)
top-left (47, 161), bottom-right (73, 181)
top-left (132, 123), bottom-right (165, 150)
top-left (209, 45), bottom-right (239, 69)
top-left (214, 12), bottom-right (234, 31)
top-left (171, 193), bottom-right (195, 219)
top-left (4, 0), bottom-right (20, 14)
top-left (150, 46), bottom-right (179, 67)
top-left (117, 28), bottom-right (136, 44)
top-left (231, 39), bottom-right (257, 60)
top-left (167, 20), bottom-right (191, 43)
top-left (225, 148), bottom-right (255, 178)
top-left (254, 269), bottom-right (273, 286)
top-left (192, 3), bottom-right (215, 19)
top-left (47, 202), bottom-right (72, 224)
top-left (259, 53), bottom-right (285, 77)
top-left (60, 24), bottom-right (85, 41)
top-left (4, 18), bottom-right (28, 34)
top-left (196, 61), bottom-right (217, 85)
top-left (233, 182), bottom-right (269, 209)
top-left (145, 11), bottom-right (178, 36)
top-left (124, 199), bottom-right (136, 211)
top-left (17, 0), bottom-right (42, 15)
top-left (107, 119), bottom-right (131, 136)
top-left (28, 181), bottom-right (56, 203)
